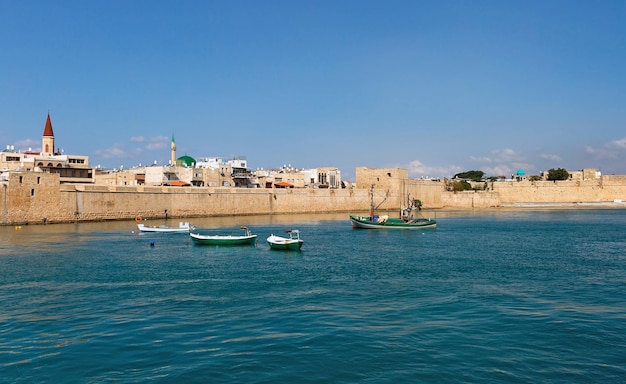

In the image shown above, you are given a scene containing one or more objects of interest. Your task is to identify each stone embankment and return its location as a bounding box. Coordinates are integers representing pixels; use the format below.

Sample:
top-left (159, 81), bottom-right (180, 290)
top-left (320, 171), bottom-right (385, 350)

top-left (2, 172), bottom-right (626, 225)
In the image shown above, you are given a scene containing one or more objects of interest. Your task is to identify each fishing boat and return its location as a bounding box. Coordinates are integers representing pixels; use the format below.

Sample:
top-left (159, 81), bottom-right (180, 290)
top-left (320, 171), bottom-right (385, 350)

top-left (267, 230), bottom-right (304, 250)
top-left (137, 221), bottom-right (192, 233)
top-left (350, 215), bottom-right (437, 229)
top-left (190, 226), bottom-right (257, 245)
top-left (350, 186), bottom-right (437, 230)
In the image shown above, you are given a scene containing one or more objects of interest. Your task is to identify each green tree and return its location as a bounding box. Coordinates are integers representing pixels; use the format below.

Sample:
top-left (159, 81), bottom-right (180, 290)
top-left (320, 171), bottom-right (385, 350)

top-left (452, 180), bottom-right (472, 191)
top-left (546, 168), bottom-right (569, 181)
top-left (453, 170), bottom-right (485, 182)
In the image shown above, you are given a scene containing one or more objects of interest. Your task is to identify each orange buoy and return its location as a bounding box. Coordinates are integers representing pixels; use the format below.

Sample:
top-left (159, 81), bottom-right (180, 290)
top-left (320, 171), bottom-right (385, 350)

top-left (135, 215), bottom-right (143, 223)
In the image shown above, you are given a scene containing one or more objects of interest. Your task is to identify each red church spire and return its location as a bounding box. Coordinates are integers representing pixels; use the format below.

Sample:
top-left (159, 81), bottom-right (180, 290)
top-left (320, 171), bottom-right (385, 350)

top-left (43, 113), bottom-right (54, 137)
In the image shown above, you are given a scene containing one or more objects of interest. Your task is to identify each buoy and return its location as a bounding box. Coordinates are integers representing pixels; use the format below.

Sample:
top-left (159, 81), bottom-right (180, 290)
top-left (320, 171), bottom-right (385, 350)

top-left (150, 240), bottom-right (155, 247)
top-left (135, 215), bottom-right (143, 223)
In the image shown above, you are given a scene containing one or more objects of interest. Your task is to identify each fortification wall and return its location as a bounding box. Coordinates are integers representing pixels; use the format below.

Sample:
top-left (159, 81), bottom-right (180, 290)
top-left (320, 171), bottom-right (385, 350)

top-left (492, 178), bottom-right (626, 204)
top-left (4, 171), bottom-right (626, 225)
top-left (2, 173), bottom-right (393, 224)
top-left (65, 186), bottom-right (377, 223)
top-left (440, 191), bottom-right (501, 208)
top-left (355, 167), bottom-right (408, 190)
top-left (1, 172), bottom-right (63, 224)
top-left (404, 179), bottom-right (446, 208)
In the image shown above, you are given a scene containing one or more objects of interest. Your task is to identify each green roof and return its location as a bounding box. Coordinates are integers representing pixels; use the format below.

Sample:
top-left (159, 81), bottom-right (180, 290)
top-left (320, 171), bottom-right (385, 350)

top-left (176, 155), bottom-right (196, 167)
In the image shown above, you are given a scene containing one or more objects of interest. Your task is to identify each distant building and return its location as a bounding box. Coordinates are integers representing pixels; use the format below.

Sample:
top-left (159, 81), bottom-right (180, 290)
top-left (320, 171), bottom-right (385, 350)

top-left (93, 137), bottom-right (340, 189)
top-left (254, 166), bottom-right (342, 189)
top-left (0, 114), bottom-right (93, 183)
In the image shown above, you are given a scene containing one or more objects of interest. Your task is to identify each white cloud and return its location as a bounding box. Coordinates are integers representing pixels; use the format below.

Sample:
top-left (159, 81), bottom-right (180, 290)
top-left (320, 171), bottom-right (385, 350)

top-left (94, 146), bottom-right (128, 159)
top-left (606, 137), bottom-right (626, 150)
top-left (407, 160), bottom-right (462, 178)
top-left (539, 153), bottom-right (561, 162)
top-left (144, 136), bottom-right (169, 151)
top-left (92, 135), bottom-right (170, 167)
top-left (492, 148), bottom-right (524, 163)
top-left (483, 165), bottom-right (512, 177)
top-left (585, 137), bottom-right (626, 160)
top-left (586, 145), bottom-right (618, 159)
top-left (470, 156), bottom-right (492, 162)
top-left (14, 138), bottom-right (39, 151)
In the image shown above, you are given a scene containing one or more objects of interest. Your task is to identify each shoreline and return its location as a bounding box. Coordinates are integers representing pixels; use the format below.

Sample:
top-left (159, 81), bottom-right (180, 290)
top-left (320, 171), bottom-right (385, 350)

top-left (6, 203), bottom-right (626, 228)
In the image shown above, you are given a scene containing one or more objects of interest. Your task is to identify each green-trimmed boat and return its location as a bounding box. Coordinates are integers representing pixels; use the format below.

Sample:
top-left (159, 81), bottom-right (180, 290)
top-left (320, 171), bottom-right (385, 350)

top-left (350, 215), bottom-right (437, 229)
top-left (190, 226), bottom-right (257, 245)
top-left (350, 185), bottom-right (437, 230)
top-left (267, 230), bottom-right (304, 250)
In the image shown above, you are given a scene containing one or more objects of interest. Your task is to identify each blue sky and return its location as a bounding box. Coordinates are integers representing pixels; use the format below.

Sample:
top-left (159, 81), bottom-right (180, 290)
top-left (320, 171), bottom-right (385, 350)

top-left (1, 0), bottom-right (625, 181)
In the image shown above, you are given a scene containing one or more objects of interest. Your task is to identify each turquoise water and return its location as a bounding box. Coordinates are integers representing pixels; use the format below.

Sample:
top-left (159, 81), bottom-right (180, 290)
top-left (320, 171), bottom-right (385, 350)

top-left (1, 210), bottom-right (625, 383)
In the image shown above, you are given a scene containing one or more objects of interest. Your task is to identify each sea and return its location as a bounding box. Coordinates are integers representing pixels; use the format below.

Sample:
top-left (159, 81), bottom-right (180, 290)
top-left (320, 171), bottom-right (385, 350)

top-left (1, 209), bottom-right (625, 383)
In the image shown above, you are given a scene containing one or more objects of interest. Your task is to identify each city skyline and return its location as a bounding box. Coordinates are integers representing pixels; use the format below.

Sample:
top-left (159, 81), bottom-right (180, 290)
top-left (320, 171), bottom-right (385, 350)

top-left (1, 1), bottom-right (625, 181)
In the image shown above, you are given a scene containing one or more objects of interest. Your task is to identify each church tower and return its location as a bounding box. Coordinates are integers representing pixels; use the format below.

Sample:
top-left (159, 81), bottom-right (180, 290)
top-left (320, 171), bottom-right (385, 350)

top-left (170, 134), bottom-right (176, 166)
top-left (42, 113), bottom-right (55, 156)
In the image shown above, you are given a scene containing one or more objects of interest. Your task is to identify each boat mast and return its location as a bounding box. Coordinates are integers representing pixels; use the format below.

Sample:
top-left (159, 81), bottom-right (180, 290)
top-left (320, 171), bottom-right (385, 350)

top-left (369, 184), bottom-right (375, 217)
top-left (369, 184), bottom-right (387, 217)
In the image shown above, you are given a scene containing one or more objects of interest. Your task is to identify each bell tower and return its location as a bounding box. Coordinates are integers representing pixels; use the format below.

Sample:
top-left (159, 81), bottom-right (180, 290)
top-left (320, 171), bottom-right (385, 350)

top-left (42, 113), bottom-right (55, 156)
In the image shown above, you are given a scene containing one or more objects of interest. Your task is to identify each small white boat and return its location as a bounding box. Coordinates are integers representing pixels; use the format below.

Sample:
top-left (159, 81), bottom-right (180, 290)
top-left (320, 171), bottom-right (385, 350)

top-left (267, 230), bottom-right (304, 250)
top-left (137, 221), bottom-right (192, 233)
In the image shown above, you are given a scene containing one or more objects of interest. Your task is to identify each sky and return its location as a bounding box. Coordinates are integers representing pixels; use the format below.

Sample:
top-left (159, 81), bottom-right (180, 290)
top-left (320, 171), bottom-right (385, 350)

top-left (1, 0), bottom-right (625, 181)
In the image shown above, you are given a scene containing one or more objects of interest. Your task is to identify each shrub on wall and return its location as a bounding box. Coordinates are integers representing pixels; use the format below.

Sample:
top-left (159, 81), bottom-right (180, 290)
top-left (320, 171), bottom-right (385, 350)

top-left (546, 168), bottom-right (570, 181)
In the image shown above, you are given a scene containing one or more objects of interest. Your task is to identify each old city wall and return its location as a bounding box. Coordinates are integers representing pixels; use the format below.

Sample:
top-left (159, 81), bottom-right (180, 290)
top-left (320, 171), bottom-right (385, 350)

top-left (4, 172), bottom-right (626, 225)
top-left (492, 176), bottom-right (626, 204)
top-left (66, 185), bottom-right (377, 223)
top-left (439, 191), bottom-right (502, 208)
top-left (1, 172), bottom-right (389, 224)
top-left (1, 172), bottom-right (64, 224)
top-left (407, 176), bottom-right (626, 208)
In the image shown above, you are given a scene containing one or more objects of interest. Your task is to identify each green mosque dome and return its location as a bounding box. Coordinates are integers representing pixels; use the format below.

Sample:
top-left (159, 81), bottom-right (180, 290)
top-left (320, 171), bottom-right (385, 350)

top-left (177, 155), bottom-right (196, 167)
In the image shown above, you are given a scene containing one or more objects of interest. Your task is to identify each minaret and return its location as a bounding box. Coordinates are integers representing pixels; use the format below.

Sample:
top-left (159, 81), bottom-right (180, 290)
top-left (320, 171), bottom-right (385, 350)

top-left (42, 113), bottom-right (55, 156)
top-left (170, 134), bottom-right (176, 166)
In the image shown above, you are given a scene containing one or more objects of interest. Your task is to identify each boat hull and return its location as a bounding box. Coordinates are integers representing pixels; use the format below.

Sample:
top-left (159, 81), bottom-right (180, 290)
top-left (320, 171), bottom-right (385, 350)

top-left (266, 234), bottom-right (303, 250)
top-left (267, 240), bottom-right (303, 250)
top-left (190, 233), bottom-right (257, 245)
top-left (137, 222), bottom-right (191, 233)
top-left (350, 215), bottom-right (437, 229)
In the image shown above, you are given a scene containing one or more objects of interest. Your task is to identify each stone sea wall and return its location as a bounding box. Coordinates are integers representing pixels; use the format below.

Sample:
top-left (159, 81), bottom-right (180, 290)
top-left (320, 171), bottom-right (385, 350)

top-left (1, 172), bottom-right (390, 224)
top-left (491, 176), bottom-right (626, 204)
top-left (3, 172), bottom-right (626, 225)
